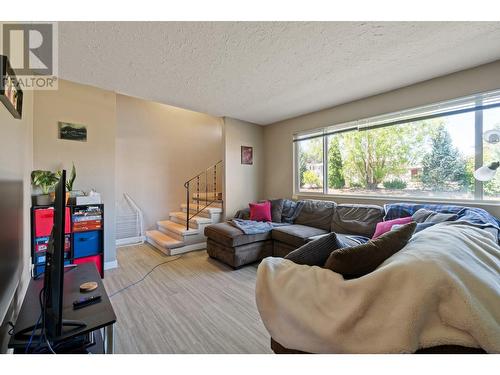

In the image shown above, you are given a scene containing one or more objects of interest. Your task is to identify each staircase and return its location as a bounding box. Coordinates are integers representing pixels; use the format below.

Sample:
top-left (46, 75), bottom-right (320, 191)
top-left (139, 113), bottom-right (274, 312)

top-left (145, 161), bottom-right (223, 255)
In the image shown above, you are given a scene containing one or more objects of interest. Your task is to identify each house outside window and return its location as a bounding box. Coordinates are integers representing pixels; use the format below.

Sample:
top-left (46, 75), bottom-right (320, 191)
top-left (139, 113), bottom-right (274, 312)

top-left (294, 90), bottom-right (500, 202)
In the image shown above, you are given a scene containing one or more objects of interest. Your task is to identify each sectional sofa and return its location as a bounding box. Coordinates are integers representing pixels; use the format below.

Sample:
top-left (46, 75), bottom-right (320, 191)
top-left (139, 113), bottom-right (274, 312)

top-left (204, 198), bottom-right (499, 354)
top-left (204, 199), bottom-right (384, 268)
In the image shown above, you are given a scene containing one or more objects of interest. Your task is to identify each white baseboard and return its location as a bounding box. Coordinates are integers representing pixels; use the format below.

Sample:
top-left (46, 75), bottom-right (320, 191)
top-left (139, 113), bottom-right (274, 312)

top-left (104, 260), bottom-right (118, 270)
top-left (116, 236), bottom-right (146, 247)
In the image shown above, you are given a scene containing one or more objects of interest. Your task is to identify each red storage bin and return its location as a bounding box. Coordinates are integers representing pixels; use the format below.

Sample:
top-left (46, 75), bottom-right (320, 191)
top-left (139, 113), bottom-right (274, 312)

top-left (34, 207), bottom-right (71, 236)
top-left (73, 255), bottom-right (103, 277)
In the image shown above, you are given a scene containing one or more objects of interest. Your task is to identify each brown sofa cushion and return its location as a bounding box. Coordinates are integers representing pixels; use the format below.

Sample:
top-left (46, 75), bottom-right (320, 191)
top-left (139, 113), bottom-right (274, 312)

top-left (294, 200), bottom-right (336, 230)
top-left (269, 198), bottom-right (285, 223)
top-left (324, 222), bottom-right (416, 279)
top-left (271, 224), bottom-right (328, 248)
top-left (331, 203), bottom-right (384, 237)
top-left (234, 208), bottom-right (250, 220)
top-left (204, 222), bottom-right (272, 247)
top-left (285, 233), bottom-right (370, 266)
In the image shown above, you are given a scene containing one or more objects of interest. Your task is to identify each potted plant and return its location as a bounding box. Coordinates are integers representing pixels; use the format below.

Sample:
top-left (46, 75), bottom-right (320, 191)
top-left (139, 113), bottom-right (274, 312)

top-left (31, 170), bottom-right (59, 205)
top-left (56, 163), bottom-right (77, 202)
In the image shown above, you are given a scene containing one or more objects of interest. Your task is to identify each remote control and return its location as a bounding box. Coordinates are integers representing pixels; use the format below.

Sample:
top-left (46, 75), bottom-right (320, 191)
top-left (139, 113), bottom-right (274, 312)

top-left (73, 295), bottom-right (102, 310)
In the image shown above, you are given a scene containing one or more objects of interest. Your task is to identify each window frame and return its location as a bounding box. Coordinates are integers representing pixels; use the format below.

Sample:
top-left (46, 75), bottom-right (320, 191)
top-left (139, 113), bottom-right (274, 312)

top-left (293, 90), bottom-right (500, 204)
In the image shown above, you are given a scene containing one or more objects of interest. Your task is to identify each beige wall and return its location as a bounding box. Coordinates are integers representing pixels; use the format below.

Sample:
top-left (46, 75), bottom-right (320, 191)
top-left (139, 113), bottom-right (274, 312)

top-left (263, 60), bottom-right (500, 217)
top-left (115, 94), bottom-right (223, 230)
top-left (0, 89), bottom-right (33, 349)
top-left (223, 117), bottom-right (265, 218)
top-left (33, 80), bottom-right (117, 264)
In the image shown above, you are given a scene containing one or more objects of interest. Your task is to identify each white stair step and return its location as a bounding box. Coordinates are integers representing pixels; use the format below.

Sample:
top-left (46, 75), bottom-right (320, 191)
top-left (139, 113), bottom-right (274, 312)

top-left (146, 230), bottom-right (207, 255)
top-left (145, 230), bottom-right (183, 249)
top-left (169, 211), bottom-right (212, 227)
top-left (189, 199), bottom-right (223, 207)
top-left (191, 199), bottom-right (223, 207)
top-left (181, 207), bottom-right (210, 218)
top-left (192, 191), bottom-right (222, 200)
top-left (167, 242), bottom-right (207, 255)
top-left (180, 203), bottom-right (223, 214)
top-left (157, 220), bottom-right (200, 236)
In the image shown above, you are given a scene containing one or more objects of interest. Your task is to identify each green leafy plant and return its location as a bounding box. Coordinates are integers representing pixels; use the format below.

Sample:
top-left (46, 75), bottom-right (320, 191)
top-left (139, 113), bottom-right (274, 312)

top-left (31, 170), bottom-right (59, 194)
top-left (383, 179), bottom-right (407, 190)
top-left (302, 170), bottom-right (322, 188)
top-left (421, 124), bottom-right (468, 191)
top-left (328, 137), bottom-right (345, 189)
top-left (56, 163), bottom-right (77, 191)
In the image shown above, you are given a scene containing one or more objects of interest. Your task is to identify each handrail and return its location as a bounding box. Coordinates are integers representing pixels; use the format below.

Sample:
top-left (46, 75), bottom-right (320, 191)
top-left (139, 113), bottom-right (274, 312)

top-left (184, 160), bottom-right (222, 187)
top-left (123, 193), bottom-right (145, 238)
top-left (184, 160), bottom-right (223, 230)
top-left (116, 192), bottom-right (145, 246)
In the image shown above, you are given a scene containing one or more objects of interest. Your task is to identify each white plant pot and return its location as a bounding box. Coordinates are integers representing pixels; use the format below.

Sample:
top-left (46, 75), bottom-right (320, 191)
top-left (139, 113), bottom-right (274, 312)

top-left (35, 194), bottom-right (52, 206)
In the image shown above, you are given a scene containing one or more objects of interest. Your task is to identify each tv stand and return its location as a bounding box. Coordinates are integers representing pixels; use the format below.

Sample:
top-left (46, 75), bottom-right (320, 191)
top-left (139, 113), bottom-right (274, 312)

top-left (9, 263), bottom-right (116, 354)
top-left (61, 319), bottom-right (87, 331)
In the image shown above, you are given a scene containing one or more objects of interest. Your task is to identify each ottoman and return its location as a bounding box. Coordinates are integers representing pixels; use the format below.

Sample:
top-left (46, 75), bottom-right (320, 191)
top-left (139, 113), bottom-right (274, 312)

top-left (204, 222), bottom-right (273, 268)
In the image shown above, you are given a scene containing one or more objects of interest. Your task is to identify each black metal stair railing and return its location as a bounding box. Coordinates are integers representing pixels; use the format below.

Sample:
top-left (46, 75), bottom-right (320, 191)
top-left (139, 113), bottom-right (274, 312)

top-left (183, 160), bottom-right (223, 230)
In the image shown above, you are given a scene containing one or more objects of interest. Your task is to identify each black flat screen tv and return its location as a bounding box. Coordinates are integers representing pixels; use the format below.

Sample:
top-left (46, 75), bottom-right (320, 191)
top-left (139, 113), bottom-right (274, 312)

top-left (41, 170), bottom-right (85, 341)
top-left (42, 170), bottom-right (67, 337)
top-left (13, 170), bottom-right (85, 349)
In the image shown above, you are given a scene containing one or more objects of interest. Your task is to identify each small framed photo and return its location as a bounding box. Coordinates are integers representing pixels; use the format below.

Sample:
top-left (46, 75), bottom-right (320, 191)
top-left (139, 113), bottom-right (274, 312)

top-left (0, 55), bottom-right (23, 119)
top-left (58, 122), bottom-right (87, 142)
top-left (241, 146), bottom-right (253, 165)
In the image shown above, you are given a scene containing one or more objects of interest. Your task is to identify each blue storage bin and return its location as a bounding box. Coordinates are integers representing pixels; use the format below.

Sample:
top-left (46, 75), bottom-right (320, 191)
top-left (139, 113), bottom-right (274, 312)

top-left (35, 264), bottom-right (44, 276)
top-left (74, 230), bottom-right (102, 258)
top-left (33, 255), bottom-right (71, 277)
top-left (35, 253), bottom-right (46, 264)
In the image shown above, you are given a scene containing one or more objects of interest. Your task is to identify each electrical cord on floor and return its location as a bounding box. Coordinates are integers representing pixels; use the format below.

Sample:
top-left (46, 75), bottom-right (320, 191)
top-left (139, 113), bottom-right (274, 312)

top-left (109, 255), bottom-right (183, 298)
top-left (7, 322), bottom-right (15, 336)
top-left (44, 334), bottom-right (56, 354)
top-left (24, 313), bottom-right (41, 352)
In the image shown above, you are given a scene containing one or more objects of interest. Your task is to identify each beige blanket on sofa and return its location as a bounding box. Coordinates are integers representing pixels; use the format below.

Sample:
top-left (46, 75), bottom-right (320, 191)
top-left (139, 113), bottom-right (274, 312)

top-left (255, 223), bottom-right (500, 353)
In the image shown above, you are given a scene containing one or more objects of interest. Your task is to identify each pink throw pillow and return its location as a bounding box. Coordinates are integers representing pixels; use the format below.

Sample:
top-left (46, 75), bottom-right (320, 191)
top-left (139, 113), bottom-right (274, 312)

top-left (372, 216), bottom-right (413, 239)
top-left (249, 201), bottom-right (272, 222)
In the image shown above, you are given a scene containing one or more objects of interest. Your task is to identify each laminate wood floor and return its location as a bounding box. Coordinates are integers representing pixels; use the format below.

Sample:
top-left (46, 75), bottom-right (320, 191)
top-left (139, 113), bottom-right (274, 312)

top-left (103, 244), bottom-right (273, 353)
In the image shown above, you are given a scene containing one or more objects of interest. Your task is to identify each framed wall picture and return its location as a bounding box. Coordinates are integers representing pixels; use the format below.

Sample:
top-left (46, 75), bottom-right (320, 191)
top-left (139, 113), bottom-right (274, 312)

top-left (241, 146), bottom-right (253, 165)
top-left (58, 122), bottom-right (87, 142)
top-left (0, 55), bottom-right (23, 119)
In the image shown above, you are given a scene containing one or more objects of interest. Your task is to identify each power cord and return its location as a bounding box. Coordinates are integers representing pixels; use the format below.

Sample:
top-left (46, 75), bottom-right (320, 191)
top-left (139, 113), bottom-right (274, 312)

top-left (34, 286), bottom-right (56, 354)
top-left (44, 335), bottom-right (56, 354)
top-left (109, 255), bottom-right (183, 298)
top-left (7, 322), bottom-right (15, 336)
top-left (24, 288), bottom-right (44, 354)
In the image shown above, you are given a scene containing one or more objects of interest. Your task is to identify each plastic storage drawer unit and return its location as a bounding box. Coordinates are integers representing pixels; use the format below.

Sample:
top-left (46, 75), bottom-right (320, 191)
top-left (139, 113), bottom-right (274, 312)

top-left (73, 230), bottom-right (102, 258)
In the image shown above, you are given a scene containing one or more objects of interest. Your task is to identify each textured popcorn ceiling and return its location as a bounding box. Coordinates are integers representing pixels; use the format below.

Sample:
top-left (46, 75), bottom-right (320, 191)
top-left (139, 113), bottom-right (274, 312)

top-left (58, 22), bottom-right (500, 124)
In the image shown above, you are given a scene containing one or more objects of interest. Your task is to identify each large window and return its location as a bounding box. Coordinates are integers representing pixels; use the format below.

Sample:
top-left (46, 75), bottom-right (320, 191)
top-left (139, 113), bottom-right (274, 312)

top-left (295, 91), bottom-right (500, 201)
